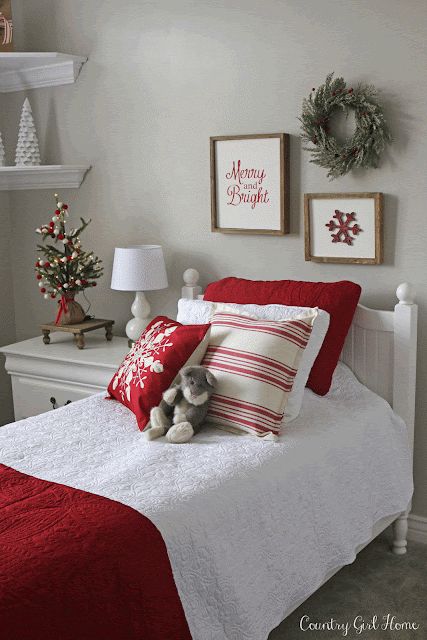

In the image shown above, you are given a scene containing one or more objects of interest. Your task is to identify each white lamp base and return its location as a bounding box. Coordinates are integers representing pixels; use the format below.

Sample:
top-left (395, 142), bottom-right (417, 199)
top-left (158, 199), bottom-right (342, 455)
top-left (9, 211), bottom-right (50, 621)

top-left (126, 291), bottom-right (151, 344)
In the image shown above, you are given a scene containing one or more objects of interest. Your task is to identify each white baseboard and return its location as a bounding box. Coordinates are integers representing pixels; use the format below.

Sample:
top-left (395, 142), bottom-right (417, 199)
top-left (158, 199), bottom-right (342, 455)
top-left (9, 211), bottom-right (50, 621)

top-left (408, 514), bottom-right (427, 544)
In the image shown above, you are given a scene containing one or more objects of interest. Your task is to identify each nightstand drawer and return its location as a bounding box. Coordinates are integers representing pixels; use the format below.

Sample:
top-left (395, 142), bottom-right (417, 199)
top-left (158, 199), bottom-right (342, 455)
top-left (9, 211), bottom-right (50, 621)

top-left (0, 333), bottom-right (129, 424)
top-left (11, 376), bottom-right (102, 421)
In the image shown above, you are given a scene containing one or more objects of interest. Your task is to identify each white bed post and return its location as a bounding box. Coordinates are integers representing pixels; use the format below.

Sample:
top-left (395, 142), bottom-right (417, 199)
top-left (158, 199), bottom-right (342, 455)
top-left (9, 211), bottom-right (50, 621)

top-left (182, 268), bottom-right (202, 300)
top-left (392, 283), bottom-right (418, 555)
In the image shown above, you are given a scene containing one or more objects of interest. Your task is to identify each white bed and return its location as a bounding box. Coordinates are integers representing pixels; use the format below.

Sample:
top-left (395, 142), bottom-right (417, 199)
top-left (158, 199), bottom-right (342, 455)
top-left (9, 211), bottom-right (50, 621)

top-left (182, 270), bottom-right (418, 557)
top-left (0, 273), bottom-right (417, 640)
top-left (0, 355), bottom-right (415, 639)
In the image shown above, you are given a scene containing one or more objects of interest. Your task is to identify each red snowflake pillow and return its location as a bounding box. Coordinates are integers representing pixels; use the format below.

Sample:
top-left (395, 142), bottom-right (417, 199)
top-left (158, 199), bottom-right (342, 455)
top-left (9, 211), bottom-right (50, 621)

top-left (108, 316), bottom-right (210, 430)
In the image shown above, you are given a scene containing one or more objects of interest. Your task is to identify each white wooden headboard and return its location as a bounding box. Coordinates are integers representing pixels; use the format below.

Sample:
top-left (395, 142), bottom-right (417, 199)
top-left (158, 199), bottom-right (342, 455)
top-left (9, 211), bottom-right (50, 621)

top-left (181, 270), bottom-right (418, 448)
top-left (341, 282), bottom-right (417, 449)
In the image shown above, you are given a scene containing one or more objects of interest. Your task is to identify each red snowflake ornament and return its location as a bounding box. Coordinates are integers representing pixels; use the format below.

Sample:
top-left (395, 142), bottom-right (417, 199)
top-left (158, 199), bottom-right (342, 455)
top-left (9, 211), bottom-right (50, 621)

top-left (325, 210), bottom-right (362, 245)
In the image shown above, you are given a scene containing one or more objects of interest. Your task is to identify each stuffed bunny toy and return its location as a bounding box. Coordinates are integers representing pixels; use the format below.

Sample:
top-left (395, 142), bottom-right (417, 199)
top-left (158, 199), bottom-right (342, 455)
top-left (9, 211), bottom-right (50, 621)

top-left (145, 365), bottom-right (217, 444)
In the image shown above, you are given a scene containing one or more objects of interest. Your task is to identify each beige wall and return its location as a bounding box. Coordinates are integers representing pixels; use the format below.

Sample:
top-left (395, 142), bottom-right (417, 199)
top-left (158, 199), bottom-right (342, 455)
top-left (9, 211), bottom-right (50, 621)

top-left (2, 1), bottom-right (426, 514)
top-left (0, 191), bottom-right (15, 424)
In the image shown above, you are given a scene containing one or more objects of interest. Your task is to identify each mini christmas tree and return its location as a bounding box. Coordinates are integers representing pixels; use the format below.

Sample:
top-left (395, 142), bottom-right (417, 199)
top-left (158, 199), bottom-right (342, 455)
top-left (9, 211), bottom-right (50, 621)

top-left (0, 130), bottom-right (5, 166)
top-left (35, 194), bottom-right (104, 324)
top-left (15, 98), bottom-right (41, 166)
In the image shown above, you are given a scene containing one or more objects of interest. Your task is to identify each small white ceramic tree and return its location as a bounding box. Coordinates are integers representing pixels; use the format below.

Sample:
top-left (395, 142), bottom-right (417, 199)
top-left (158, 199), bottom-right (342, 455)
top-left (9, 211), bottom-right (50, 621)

top-left (0, 130), bottom-right (5, 166)
top-left (15, 98), bottom-right (41, 166)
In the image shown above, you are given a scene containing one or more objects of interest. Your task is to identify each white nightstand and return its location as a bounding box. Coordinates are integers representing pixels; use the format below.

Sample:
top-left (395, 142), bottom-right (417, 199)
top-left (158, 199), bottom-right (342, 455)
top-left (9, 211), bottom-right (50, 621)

top-left (0, 333), bottom-right (129, 421)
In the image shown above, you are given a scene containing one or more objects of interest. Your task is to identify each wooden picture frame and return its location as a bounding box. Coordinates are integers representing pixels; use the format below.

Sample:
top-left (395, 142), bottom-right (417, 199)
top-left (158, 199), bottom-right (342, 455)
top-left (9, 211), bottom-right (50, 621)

top-left (0, 0), bottom-right (13, 52)
top-left (210, 133), bottom-right (289, 235)
top-left (304, 192), bottom-right (383, 265)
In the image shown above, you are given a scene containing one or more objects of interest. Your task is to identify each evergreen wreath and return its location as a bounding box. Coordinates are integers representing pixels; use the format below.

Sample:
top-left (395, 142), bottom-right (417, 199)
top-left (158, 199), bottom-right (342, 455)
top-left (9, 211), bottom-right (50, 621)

top-left (299, 73), bottom-right (391, 180)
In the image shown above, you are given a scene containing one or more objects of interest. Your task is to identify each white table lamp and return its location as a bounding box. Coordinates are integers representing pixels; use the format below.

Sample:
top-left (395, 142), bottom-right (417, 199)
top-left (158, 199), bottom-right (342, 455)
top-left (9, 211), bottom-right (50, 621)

top-left (111, 245), bottom-right (168, 343)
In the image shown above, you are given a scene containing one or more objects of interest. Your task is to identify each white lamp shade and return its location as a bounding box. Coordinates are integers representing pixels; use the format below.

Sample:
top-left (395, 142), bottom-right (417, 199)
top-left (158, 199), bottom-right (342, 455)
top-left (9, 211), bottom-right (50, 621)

top-left (111, 245), bottom-right (168, 291)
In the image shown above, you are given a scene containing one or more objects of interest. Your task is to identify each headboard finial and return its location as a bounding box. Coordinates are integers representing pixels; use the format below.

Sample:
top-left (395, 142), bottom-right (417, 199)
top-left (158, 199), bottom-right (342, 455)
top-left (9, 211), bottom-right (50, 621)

top-left (182, 268), bottom-right (202, 300)
top-left (396, 282), bottom-right (416, 305)
top-left (183, 268), bottom-right (199, 287)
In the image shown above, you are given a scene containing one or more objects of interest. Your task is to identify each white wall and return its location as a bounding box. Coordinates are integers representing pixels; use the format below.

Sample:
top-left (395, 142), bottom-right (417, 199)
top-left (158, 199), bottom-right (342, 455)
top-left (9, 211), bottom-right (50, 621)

top-left (0, 191), bottom-right (15, 424)
top-left (3, 0), bottom-right (427, 516)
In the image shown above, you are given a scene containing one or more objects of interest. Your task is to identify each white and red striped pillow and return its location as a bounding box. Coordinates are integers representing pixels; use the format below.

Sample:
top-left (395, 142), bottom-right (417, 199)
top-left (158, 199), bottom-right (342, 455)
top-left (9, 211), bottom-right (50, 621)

top-left (202, 310), bottom-right (317, 438)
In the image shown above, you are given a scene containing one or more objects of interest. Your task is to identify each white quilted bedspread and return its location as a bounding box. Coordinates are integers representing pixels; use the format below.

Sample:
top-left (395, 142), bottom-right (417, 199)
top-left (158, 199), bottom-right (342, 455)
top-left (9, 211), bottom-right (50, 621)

top-left (0, 363), bottom-right (413, 640)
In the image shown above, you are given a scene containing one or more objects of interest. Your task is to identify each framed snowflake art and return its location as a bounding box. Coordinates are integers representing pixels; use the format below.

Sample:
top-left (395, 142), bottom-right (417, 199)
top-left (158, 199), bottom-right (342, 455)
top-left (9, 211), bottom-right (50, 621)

top-left (210, 133), bottom-right (290, 235)
top-left (304, 192), bottom-right (383, 264)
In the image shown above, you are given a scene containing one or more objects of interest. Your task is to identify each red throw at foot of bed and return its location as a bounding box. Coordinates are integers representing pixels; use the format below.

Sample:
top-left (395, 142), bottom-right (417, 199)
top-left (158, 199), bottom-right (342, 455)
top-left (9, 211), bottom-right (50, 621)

top-left (0, 464), bottom-right (191, 640)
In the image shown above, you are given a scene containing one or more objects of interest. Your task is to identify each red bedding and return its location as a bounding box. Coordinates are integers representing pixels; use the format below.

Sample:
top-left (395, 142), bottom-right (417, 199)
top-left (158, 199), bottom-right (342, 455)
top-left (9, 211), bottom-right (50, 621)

top-left (0, 464), bottom-right (191, 640)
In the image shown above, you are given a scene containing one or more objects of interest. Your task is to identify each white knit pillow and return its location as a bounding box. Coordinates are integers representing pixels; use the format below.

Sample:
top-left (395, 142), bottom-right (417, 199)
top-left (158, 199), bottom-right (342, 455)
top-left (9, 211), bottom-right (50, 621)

top-left (201, 310), bottom-right (317, 438)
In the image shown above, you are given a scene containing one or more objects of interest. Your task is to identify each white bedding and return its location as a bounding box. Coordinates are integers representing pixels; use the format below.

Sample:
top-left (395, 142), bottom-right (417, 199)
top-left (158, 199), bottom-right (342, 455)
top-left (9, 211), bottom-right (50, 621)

top-left (0, 363), bottom-right (413, 640)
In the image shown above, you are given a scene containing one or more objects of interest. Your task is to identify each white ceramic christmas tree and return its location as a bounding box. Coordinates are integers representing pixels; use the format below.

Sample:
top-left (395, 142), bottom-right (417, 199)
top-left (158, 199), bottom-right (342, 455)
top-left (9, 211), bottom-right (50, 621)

top-left (0, 130), bottom-right (5, 167)
top-left (15, 98), bottom-right (41, 166)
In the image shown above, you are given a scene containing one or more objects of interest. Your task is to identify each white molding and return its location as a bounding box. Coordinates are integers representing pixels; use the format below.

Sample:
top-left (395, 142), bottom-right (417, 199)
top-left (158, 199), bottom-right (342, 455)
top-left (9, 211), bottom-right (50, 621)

top-left (408, 514), bottom-right (427, 544)
top-left (0, 165), bottom-right (91, 190)
top-left (0, 52), bottom-right (87, 93)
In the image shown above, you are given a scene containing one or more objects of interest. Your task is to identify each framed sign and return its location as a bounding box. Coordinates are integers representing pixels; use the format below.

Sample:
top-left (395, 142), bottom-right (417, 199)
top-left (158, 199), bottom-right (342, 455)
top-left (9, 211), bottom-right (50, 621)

top-left (304, 192), bottom-right (383, 264)
top-left (210, 133), bottom-right (289, 235)
top-left (0, 0), bottom-right (13, 52)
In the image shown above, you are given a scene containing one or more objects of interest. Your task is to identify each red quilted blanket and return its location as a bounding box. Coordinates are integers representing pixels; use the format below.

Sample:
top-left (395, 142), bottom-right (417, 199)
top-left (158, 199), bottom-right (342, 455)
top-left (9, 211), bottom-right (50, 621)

top-left (0, 464), bottom-right (192, 640)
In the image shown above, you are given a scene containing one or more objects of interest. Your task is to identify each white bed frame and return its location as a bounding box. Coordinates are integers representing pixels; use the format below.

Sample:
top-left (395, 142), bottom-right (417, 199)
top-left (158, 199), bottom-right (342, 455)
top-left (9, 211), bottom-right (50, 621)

top-left (181, 270), bottom-right (418, 560)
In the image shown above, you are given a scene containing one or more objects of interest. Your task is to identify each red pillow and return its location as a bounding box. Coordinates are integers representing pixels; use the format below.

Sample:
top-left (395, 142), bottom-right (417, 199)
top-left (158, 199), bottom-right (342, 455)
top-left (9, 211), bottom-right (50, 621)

top-left (204, 278), bottom-right (361, 395)
top-left (108, 316), bottom-right (210, 430)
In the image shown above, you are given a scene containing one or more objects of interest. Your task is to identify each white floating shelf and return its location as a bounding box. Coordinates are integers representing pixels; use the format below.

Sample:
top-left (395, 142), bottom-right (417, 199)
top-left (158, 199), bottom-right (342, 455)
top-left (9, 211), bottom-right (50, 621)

top-left (0, 165), bottom-right (91, 190)
top-left (0, 52), bottom-right (87, 93)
